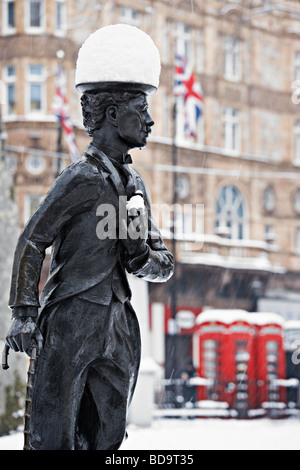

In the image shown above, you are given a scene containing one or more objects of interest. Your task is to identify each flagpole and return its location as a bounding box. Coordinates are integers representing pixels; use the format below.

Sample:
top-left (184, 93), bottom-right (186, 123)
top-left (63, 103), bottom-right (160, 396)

top-left (56, 50), bottom-right (65, 177)
top-left (171, 98), bottom-right (178, 326)
top-left (169, 52), bottom-right (203, 386)
top-left (168, 91), bottom-right (179, 398)
top-left (57, 115), bottom-right (63, 177)
top-left (168, 54), bottom-right (181, 392)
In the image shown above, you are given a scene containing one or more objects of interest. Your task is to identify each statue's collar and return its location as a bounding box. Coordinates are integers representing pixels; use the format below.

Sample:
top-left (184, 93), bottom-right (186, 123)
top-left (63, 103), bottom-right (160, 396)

top-left (84, 144), bottom-right (130, 196)
top-left (88, 141), bottom-right (132, 165)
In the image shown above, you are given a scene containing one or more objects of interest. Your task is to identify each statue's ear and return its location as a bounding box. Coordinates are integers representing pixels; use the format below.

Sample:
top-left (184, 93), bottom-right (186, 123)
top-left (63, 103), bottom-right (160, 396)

top-left (106, 105), bottom-right (118, 127)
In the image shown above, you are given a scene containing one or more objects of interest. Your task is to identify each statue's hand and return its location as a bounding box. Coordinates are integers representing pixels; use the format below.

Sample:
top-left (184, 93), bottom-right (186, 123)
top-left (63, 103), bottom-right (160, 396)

top-left (6, 317), bottom-right (43, 356)
top-left (120, 194), bottom-right (148, 256)
top-left (119, 193), bottom-right (150, 272)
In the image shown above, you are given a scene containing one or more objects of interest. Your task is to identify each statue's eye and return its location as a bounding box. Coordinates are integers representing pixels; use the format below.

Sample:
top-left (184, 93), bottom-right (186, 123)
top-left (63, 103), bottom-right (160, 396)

top-left (138, 105), bottom-right (148, 113)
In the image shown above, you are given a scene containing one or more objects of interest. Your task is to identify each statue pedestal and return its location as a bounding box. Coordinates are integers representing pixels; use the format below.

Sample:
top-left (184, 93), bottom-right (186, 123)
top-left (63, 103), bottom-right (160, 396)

top-left (128, 356), bottom-right (158, 427)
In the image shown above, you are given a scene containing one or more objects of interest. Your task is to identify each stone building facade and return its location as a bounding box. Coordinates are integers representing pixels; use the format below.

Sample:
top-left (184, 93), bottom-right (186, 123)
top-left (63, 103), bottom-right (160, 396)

top-left (1, 0), bottom-right (300, 324)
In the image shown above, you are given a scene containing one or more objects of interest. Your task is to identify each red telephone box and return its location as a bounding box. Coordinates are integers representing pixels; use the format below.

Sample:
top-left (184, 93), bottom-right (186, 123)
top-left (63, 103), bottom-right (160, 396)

top-left (194, 310), bottom-right (287, 414)
top-left (195, 311), bottom-right (226, 403)
top-left (251, 313), bottom-right (286, 408)
top-left (154, 304), bottom-right (287, 413)
top-left (224, 316), bottom-right (256, 411)
top-left (195, 310), bottom-right (256, 411)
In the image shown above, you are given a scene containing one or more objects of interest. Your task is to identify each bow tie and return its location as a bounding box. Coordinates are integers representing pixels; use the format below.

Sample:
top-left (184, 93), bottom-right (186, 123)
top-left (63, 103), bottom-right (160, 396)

top-left (111, 153), bottom-right (133, 165)
top-left (121, 153), bottom-right (133, 165)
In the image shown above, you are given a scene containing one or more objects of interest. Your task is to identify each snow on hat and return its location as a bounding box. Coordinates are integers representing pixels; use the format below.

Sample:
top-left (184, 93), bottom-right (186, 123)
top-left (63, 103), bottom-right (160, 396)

top-left (75, 24), bottom-right (161, 95)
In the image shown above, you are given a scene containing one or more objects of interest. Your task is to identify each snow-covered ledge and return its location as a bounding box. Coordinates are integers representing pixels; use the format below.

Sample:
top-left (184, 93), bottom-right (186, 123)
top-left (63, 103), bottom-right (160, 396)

top-left (180, 251), bottom-right (286, 274)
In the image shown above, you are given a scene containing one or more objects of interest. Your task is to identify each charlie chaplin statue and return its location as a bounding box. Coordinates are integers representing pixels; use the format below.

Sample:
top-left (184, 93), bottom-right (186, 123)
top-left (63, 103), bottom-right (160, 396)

top-left (5, 25), bottom-right (174, 450)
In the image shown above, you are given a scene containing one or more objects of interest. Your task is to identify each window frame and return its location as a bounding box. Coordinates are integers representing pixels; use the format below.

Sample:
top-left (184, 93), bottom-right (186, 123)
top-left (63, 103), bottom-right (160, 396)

top-left (196, 28), bottom-right (204, 74)
top-left (175, 93), bottom-right (204, 144)
top-left (223, 106), bottom-right (241, 152)
top-left (55, 0), bottom-right (67, 36)
top-left (2, 0), bottom-right (16, 35)
top-left (119, 6), bottom-right (142, 27)
top-left (2, 65), bottom-right (17, 117)
top-left (223, 34), bottom-right (242, 82)
top-left (25, 64), bottom-right (46, 117)
top-left (24, 192), bottom-right (43, 225)
top-left (162, 20), bottom-right (170, 64)
top-left (215, 185), bottom-right (249, 240)
top-left (173, 21), bottom-right (193, 65)
top-left (294, 52), bottom-right (300, 81)
top-left (25, 0), bottom-right (45, 34)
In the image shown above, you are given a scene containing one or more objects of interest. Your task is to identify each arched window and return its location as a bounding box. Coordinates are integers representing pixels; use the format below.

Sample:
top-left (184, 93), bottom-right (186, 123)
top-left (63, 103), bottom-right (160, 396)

top-left (215, 185), bottom-right (248, 240)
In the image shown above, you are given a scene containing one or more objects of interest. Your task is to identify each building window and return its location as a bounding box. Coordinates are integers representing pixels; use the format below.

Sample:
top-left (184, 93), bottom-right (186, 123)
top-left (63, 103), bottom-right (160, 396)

top-left (2, 0), bottom-right (16, 34)
top-left (24, 193), bottom-right (43, 224)
top-left (26, 0), bottom-right (45, 32)
top-left (224, 35), bottom-right (241, 82)
top-left (294, 120), bottom-right (300, 166)
top-left (175, 94), bottom-right (204, 144)
top-left (174, 22), bottom-right (192, 64)
top-left (2, 65), bottom-right (16, 116)
top-left (176, 210), bottom-right (193, 236)
top-left (26, 64), bottom-right (46, 115)
top-left (294, 52), bottom-right (300, 81)
top-left (293, 189), bottom-right (300, 215)
top-left (265, 225), bottom-right (276, 243)
top-left (30, 1), bottom-right (42, 27)
top-left (55, 0), bottom-right (66, 34)
top-left (25, 155), bottom-right (46, 175)
top-left (263, 186), bottom-right (276, 213)
top-left (7, 82), bottom-right (15, 114)
top-left (215, 185), bottom-right (248, 240)
top-left (119, 6), bottom-right (142, 27)
top-left (196, 29), bottom-right (204, 73)
top-left (7, 1), bottom-right (15, 27)
top-left (223, 106), bottom-right (241, 151)
top-left (176, 174), bottom-right (190, 199)
top-left (162, 20), bottom-right (170, 64)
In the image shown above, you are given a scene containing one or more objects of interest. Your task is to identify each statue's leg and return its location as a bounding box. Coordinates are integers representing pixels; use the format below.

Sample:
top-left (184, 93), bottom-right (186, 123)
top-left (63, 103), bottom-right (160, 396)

top-left (76, 363), bottom-right (129, 450)
top-left (77, 299), bottom-right (141, 450)
top-left (30, 296), bottom-right (140, 450)
top-left (29, 298), bottom-right (109, 450)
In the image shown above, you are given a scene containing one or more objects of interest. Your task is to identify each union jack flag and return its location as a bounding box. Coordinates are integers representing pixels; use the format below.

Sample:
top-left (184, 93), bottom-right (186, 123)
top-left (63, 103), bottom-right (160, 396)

top-left (174, 55), bottom-right (203, 139)
top-left (52, 66), bottom-right (80, 162)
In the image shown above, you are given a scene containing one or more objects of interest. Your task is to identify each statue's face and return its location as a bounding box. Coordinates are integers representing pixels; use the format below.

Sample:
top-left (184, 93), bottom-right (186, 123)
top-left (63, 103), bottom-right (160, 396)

top-left (117, 94), bottom-right (154, 149)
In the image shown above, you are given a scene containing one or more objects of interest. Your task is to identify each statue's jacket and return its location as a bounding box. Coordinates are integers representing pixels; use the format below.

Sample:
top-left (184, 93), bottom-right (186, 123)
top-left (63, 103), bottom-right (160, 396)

top-left (9, 144), bottom-right (174, 313)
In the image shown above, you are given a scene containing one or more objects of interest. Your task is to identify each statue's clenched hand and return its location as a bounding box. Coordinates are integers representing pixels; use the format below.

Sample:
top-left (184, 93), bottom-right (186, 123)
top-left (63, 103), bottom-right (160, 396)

top-left (6, 317), bottom-right (43, 356)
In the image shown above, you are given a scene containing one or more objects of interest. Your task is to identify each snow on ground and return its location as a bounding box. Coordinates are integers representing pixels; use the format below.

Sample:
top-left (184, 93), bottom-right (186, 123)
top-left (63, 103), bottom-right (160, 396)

top-left (1, 417), bottom-right (300, 450)
top-left (123, 417), bottom-right (300, 450)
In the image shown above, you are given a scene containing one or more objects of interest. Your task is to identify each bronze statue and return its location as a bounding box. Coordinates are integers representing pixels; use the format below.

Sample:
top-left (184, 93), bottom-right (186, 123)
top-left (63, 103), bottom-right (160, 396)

top-left (4, 25), bottom-right (174, 450)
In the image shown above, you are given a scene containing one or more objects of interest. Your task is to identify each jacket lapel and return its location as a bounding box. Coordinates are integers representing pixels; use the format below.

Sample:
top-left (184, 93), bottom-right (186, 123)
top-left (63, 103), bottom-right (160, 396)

top-left (85, 144), bottom-right (127, 197)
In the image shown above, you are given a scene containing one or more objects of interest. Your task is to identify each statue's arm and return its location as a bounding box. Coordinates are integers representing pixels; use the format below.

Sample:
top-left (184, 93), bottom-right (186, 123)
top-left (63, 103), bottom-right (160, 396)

top-left (125, 212), bottom-right (174, 283)
top-left (122, 174), bottom-right (174, 283)
top-left (6, 166), bottom-right (99, 354)
top-left (9, 166), bottom-right (99, 311)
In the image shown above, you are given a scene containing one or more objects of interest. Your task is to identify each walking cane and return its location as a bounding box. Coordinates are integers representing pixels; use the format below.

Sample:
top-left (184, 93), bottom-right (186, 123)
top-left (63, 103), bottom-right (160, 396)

top-left (23, 346), bottom-right (37, 451)
top-left (2, 342), bottom-right (38, 450)
top-left (2, 343), bottom-right (10, 370)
